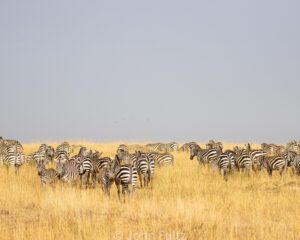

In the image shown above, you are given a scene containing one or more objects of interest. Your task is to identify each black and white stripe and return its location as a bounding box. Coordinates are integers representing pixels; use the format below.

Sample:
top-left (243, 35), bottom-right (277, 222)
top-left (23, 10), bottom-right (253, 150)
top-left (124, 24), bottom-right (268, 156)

top-left (37, 162), bottom-right (58, 185)
top-left (56, 160), bottom-right (80, 184)
top-left (259, 156), bottom-right (287, 176)
top-left (136, 151), bottom-right (155, 188)
top-left (189, 145), bottom-right (219, 164)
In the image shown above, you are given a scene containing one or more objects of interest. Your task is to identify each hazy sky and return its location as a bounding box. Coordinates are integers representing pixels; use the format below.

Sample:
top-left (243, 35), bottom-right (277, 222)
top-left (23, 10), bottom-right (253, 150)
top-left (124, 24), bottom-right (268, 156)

top-left (0, 1), bottom-right (299, 143)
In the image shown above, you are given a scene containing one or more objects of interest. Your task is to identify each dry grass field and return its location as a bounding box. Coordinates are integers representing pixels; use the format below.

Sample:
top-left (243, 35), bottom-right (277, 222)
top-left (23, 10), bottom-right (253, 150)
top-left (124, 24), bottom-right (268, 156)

top-left (0, 142), bottom-right (300, 240)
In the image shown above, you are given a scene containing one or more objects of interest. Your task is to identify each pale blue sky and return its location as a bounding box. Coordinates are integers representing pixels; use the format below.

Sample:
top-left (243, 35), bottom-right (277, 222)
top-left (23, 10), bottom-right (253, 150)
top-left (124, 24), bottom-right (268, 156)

top-left (0, 1), bottom-right (299, 143)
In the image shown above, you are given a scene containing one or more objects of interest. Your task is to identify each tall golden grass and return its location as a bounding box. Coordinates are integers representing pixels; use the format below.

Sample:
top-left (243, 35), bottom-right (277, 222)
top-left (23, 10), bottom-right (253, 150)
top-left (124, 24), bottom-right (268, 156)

top-left (0, 142), bottom-right (299, 240)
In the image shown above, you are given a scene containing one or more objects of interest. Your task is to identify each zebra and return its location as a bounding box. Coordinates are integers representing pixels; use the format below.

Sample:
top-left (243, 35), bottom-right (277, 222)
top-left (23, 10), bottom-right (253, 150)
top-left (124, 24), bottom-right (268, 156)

top-left (206, 140), bottom-right (223, 152)
top-left (54, 150), bottom-right (69, 163)
top-left (151, 152), bottom-right (174, 167)
top-left (33, 151), bottom-right (48, 165)
top-left (234, 151), bottom-right (252, 174)
top-left (164, 142), bottom-right (179, 152)
top-left (5, 142), bottom-right (23, 155)
top-left (4, 152), bottom-right (25, 174)
top-left (37, 162), bottom-right (58, 186)
top-left (135, 151), bottom-right (155, 188)
top-left (145, 143), bottom-right (164, 152)
top-left (258, 156), bottom-right (287, 176)
top-left (261, 143), bottom-right (284, 156)
top-left (98, 164), bottom-right (115, 196)
top-left (56, 160), bottom-right (80, 184)
top-left (212, 151), bottom-right (235, 180)
top-left (244, 148), bottom-right (268, 171)
top-left (287, 141), bottom-right (300, 154)
top-left (293, 155), bottom-right (300, 175)
top-left (117, 144), bottom-right (129, 161)
top-left (45, 146), bottom-right (55, 162)
top-left (91, 157), bottom-right (113, 173)
top-left (38, 144), bottom-right (48, 153)
top-left (56, 142), bottom-right (71, 155)
top-left (178, 142), bottom-right (198, 152)
top-left (77, 157), bottom-right (97, 188)
top-left (108, 155), bottom-right (138, 202)
top-left (189, 145), bottom-right (219, 164)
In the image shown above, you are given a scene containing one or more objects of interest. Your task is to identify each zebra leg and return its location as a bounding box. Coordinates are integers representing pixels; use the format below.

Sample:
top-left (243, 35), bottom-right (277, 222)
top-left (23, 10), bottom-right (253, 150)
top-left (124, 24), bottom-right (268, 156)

top-left (122, 185), bottom-right (127, 203)
top-left (267, 168), bottom-right (272, 177)
top-left (144, 174), bottom-right (148, 187)
top-left (116, 183), bottom-right (121, 201)
top-left (138, 172), bottom-right (143, 188)
top-left (15, 166), bottom-right (19, 175)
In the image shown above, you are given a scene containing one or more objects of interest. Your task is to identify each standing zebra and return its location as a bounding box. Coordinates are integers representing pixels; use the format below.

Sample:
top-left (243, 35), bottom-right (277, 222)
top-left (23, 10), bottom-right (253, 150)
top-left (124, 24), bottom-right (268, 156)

top-left (135, 151), bottom-right (155, 188)
top-left (150, 152), bottom-right (174, 167)
top-left (4, 152), bottom-right (25, 174)
top-left (145, 143), bottom-right (164, 152)
top-left (37, 162), bottom-right (58, 186)
top-left (179, 142), bottom-right (198, 152)
top-left (98, 162), bottom-right (115, 196)
top-left (56, 160), bottom-right (80, 184)
top-left (165, 142), bottom-right (179, 152)
top-left (234, 151), bottom-right (252, 175)
top-left (212, 151), bottom-right (235, 180)
top-left (78, 157), bottom-right (97, 188)
top-left (258, 156), bottom-right (287, 176)
top-left (189, 145), bottom-right (219, 164)
top-left (108, 156), bottom-right (138, 202)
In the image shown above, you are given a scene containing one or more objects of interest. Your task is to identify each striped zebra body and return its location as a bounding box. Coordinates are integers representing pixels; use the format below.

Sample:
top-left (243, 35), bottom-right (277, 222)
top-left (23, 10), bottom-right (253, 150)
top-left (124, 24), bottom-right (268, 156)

top-left (37, 162), bottom-right (58, 185)
top-left (152, 152), bottom-right (174, 167)
top-left (5, 143), bottom-right (23, 155)
top-left (261, 143), bottom-right (284, 156)
top-left (33, 151), bottom-right (48, 165)
top-left (98, 166), bottom-right (115, 195)
top-left (78, 157), bottom-right (97, 187)
top-left (280, 151), bottom-right (298, 175)
top-left (115, 164), bottom-right (138, 201)
top-left (190, 146), bottom-right (219, 164)
top-left (56, 160), bottom-right (80, 183)
top-left (165, 142), bottom-right (179, 152)
top-left (145, 143), bottom-right (164, 152)
top-left (260, 156), bottom-right (287, 176)
top-left (4, 152), bottom-right (25, 173)
top-left (92, 157), bottom-right (113, 172)
top-left (235, 152), bottom-right (252, 173)
top-left (287, 141), bottom-right (300, 154)
top-left (136, 152), bottom-right (155, 188)
top-left (248, 150), bottom-right (268, 171)
top-left (179, 142), bottom-right (198, 152)
top-left (206, 140), bottom-right (223, 152)
top-left (55, 151), bottom-right (69, 163)
top-left (56, 142), bottom-right (71, 155)
top-left (214, 151), bottom-right (235, 180)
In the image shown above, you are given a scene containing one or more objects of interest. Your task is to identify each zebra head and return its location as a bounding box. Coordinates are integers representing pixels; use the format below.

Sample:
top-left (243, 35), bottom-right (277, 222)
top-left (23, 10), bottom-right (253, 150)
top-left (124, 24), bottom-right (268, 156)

top-left (190, 146), bottom-right (199, 160)
top-left (78, 147), bottom-right (89, 157)
top-left (46, 146), bottom-right (55, 161)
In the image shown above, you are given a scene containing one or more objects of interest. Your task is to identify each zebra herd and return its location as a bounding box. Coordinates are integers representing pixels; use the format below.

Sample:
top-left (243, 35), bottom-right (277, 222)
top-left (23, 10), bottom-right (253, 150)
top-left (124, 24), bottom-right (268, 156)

top-left (0, 138), bottom-right (174, 201)
top-left (188, 141), bottom-right (300, 180)
top-left (1, 137), bottom-right (300, 199)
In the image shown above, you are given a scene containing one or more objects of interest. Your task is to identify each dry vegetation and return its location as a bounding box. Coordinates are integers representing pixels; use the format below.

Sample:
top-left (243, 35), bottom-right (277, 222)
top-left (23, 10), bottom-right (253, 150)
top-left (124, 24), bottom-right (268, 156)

top-left (0, 142), bottom-right (300, 240)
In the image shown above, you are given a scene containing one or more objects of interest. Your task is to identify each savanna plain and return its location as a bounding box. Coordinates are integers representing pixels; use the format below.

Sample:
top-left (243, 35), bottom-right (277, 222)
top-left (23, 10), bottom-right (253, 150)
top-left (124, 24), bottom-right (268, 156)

top-left (0, 142), bottom-right (300, 240)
